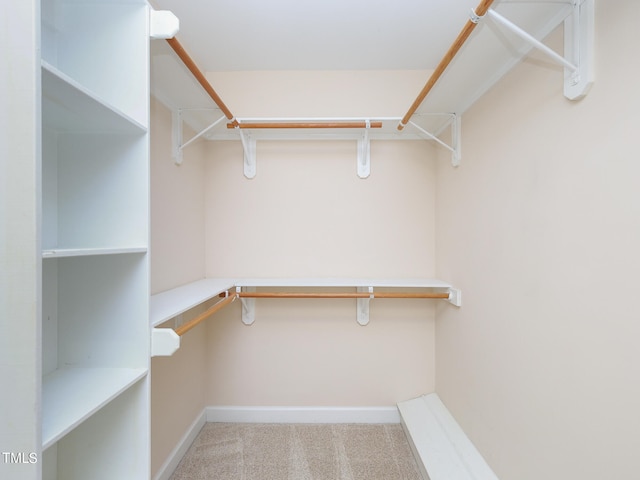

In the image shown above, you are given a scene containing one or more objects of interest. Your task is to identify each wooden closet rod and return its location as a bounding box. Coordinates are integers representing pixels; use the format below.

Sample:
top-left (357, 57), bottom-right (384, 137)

top-left (226, 121), bottom-right (383, 130)
top-left (397, 0), bottom-right (496, 130)
top-left (174, 291), bottom-right (237, 337)
top-left (166, 37), bottom-right (239, 127)
top-left (237, 291), bottom-right (450, 300)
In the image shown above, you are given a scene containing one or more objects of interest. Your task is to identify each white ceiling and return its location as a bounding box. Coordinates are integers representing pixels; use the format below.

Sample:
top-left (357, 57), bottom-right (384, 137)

top-left (151, 0), bottom-right (481, 71)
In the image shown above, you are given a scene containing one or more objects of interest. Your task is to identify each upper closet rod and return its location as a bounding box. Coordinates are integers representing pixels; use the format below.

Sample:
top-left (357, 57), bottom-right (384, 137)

top-left (166, 37), bottom-right (239, 127)
top-left (397, 0), bottom-right (496, 131)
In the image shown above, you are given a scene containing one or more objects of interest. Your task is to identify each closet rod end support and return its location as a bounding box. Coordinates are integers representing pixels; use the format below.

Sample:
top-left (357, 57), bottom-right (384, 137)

top-left (447, 288), bottom-right (462, 307)
top-left (149, 9), bottom-right (180, 40)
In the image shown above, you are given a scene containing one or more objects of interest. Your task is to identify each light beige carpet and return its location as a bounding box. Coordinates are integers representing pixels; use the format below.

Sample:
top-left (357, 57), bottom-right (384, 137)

top-left (169, 423), bottom-right (423, 480)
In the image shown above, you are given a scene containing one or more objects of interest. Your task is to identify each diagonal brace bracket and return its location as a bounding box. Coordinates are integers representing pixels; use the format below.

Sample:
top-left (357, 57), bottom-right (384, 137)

top-left (409, 114), bottom-right (461, 167)
top-left (171, 110), bottom-right (226, 165)
top-left (485, 0), bottom-right (594, 100)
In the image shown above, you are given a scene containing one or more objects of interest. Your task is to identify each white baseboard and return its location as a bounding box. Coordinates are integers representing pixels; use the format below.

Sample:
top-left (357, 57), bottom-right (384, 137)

top-left (153, 408), bottom-right (207, 480)
top-left (206, 405), bottom-right (401, 424)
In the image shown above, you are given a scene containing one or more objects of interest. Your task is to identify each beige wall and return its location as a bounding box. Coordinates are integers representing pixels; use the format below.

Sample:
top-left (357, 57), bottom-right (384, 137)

top-left (204, 139), bottom-right (436, 278)
top-left (149, 97), bottom-right (206, 295)
top-left (149, 97), bottom-right (209, 477)
top-left (198, 69), bottom-right (440, 407)
top-left (435, 1), bottom-right (640, 479)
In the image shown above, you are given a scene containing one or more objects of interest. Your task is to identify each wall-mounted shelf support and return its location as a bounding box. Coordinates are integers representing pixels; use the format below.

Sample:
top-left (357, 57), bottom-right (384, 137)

top-left (564, 0), bottom-right (595, 100)
top-left (357, 122), bottom-right (372, 178)
top-left (485, 0), bottom-right (594, 100)
top-left (356, 286), bottom-right (374, 325)
top-left (239, 130), bottom-right (257, 179)
top-left (172, 110), bottom-right (226, 165)
top-left (409, 114), bottom-right (461, 167)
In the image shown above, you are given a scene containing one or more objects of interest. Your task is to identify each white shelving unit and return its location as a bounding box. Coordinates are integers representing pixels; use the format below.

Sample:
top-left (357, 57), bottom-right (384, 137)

top-left (40, 0), bottom-right (151, 478)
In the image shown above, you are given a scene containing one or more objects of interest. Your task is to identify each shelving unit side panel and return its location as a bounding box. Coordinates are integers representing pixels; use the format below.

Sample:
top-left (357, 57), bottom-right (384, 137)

top-left (57, 254), bottom-right (149, 369)
top-left (41, 0), bottom-right (149, 127)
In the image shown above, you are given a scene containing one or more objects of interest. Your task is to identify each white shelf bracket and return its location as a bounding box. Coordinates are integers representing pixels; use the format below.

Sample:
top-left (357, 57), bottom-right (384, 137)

top-left (172, 109), bottom-right (183, 165)
top-left (408, 114), bottom-right (461, 167)
top-left (451, 114), bottom-right (461, 168)
top-left (172, 111), bottom-right (227, 166)
top-left (447, 288), bottom-right (462, 307)
top-left (357, 121), bottom-right (371, 178)
top-left (564, 0), bottom-right (595, 100)
top-left (486, 0), bottom-right (594, 100)
top-left (239, 131), bottom-right (257, 179)
top-left (239, 286), bottom-right (256, 325)
top-left (151, 328), bottom-right (180, 357)
top-left (149, 9), bottom-right (179, 40)
top-left (356, 286), bottom-right (374, 325)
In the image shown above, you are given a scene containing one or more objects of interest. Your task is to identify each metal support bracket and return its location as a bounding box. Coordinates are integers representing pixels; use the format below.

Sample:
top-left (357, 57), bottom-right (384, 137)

top-left (409, 114), bottom-right (461, 167)
top-left (356, 286), bottom-right (374, 325)
top-left (239, 131), bottom-right (257, 179)
top-left (239, 286), bottom-right (256, 325)
top-left (357, 121), bottom-right (371, 178)
top-left (486, 0), bottom-right (594, 101)
top-left (172, 110), bottom-right (226, 165)
top-left (564, 0), bottom-right (594, 100)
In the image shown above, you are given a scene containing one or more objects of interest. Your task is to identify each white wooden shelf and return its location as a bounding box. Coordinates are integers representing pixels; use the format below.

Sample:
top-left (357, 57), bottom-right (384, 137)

top-left (234, 277), bottom-right (454, 289)
top-left (42, 367), bottom-right (147, 450)
top-left (42, 61), bottom-right (147, 134)
top-left (150, 278), bottom-right (235, 327)
top-left (42, 247), bottom-right (147, 259)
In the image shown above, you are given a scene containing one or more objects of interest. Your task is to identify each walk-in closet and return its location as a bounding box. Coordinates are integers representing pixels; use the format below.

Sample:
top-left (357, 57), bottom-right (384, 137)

top-left (2, 0), bottom-right (639, 479)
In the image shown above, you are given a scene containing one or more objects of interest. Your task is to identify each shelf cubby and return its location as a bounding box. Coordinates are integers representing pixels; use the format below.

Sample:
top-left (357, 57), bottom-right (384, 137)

top-left (42, 254), bottom-right (149, 449)
top-left (41, 0), bottom-right (149, 127)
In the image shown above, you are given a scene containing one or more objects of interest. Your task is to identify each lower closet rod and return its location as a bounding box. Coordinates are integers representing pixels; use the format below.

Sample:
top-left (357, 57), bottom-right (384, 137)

top-left (236, 291), bottom-right (450, 299)
top-left (226, 121), bottom-right (383, 129)
top-left (174, 291), bottom-right (237, 337)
